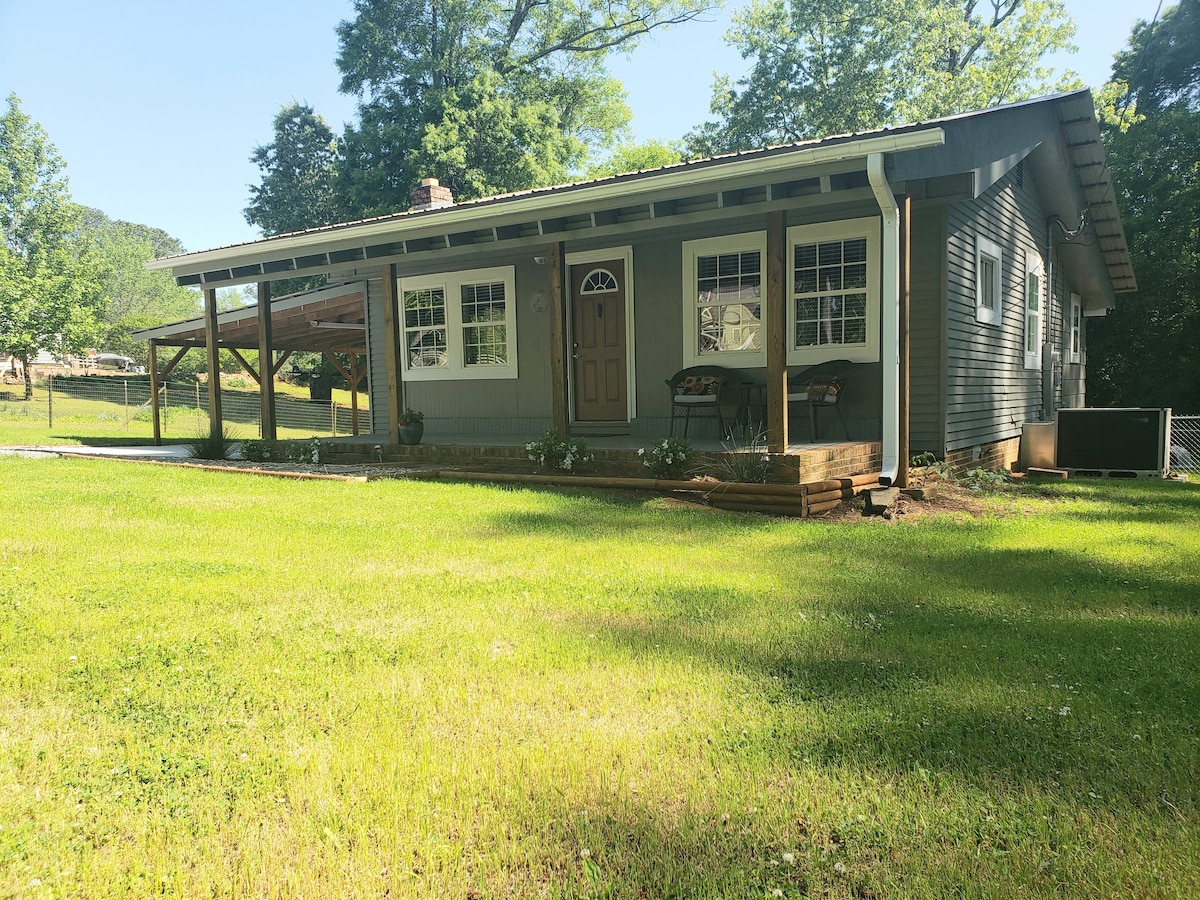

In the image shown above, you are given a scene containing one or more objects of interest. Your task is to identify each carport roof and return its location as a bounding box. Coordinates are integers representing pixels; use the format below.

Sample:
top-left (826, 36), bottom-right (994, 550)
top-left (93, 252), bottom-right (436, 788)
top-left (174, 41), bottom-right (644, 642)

top-left (131, 281), bottom-right (366, 354)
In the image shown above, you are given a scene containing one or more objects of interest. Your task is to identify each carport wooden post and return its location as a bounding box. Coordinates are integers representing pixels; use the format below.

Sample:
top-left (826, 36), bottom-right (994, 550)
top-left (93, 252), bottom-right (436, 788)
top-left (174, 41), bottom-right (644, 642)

top-left (548, 242), bottom-right (569, 435)
top-left (204, 288), bottom-right (223, 437)
top-left (765, 210), bottom-right (789, 453)
top-left (148, 340), bottom-right (161, 445)
top-left (381, 263), bottom-right (402, 443)
top-left (257, 281), bottom-right (277, 441)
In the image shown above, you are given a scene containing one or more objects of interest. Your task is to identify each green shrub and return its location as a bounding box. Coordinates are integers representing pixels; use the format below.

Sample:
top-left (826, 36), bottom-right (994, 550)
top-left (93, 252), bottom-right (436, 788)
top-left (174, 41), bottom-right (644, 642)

top-left (525, 430), bottom-right (593, 473)
top-left (241, 439), bottom-right (278, 463)
top-left (638, 436), bottom-right (696, 480)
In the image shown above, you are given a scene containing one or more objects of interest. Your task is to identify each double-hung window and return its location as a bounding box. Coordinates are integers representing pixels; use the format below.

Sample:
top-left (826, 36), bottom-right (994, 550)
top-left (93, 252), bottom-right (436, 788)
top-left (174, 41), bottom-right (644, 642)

top-left (1023, 250), bottom-right (1044, 370)
top-left (975, 235), bottom-right (1003, 326)
top-left (682, 233), bottom-right (766, 367)
top-left (399, 265), bottom-right (517, 380)
top-left (788, 217), bottom-right (879, 365)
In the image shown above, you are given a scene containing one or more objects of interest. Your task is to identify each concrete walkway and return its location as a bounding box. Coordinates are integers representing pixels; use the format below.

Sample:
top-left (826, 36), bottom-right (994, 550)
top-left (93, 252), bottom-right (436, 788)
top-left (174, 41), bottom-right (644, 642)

top-left (0, 444), bottom-right (193, 460)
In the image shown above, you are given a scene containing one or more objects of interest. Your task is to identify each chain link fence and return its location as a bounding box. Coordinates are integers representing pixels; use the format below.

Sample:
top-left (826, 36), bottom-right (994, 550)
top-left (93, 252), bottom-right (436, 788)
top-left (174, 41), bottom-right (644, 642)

top-left (1171, 415), bottom-right (1200, 476)
top-left (0, 375), bottom-right (369, 442)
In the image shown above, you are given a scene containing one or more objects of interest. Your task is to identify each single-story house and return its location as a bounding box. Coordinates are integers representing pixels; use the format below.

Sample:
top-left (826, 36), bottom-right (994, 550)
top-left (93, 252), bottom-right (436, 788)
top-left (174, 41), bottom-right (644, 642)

top-left (139, 88), bottom-right (1134, 482)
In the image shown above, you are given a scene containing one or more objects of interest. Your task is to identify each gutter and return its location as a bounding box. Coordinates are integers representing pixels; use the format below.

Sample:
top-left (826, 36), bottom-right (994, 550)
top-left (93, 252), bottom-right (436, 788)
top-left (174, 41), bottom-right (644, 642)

top-left (867, 153), bottom-right (901, 485)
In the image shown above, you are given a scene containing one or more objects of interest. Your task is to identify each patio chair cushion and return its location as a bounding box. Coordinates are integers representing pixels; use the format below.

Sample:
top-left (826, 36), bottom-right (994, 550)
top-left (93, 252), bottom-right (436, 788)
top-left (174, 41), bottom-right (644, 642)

top-left (677, 375), bottom-right (723, 396)
top-left (788, 379), bottom-right (842, 404)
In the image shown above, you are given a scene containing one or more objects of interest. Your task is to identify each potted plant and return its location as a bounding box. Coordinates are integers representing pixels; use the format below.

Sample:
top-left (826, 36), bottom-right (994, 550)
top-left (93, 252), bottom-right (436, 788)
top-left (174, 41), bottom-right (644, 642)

top-left (398, 407), bottom-right (425, 445)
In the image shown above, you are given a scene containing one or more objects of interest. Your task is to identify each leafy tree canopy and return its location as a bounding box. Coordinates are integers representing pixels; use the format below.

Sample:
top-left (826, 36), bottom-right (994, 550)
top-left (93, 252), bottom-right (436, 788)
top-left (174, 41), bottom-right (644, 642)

top-left (0, 94), bottom-right (108, 396)
top-left (586, 139), bottom-right (687, 178)
top-left (80, 207), bottom-right (201, 366)
top-left (245, 102), bottom-right (341, 236)
top-left (1088, 1), bottom-right (1200, 411)
top-left (689, 0), bottom-right (1081, 155)
top-left (332, 0), bottom-right (713, 217)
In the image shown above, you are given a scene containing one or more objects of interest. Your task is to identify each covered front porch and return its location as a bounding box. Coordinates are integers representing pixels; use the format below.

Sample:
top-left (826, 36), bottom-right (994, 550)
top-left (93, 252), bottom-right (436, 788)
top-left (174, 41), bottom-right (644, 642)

top-left (316, 432), bottom-right (882, 486)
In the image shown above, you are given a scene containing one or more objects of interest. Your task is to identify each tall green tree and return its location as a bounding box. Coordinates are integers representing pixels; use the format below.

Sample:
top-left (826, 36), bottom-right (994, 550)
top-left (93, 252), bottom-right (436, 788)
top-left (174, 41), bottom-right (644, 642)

top-left (332, 0), bottom-right (713, 217)
top-left (0, 94), bottom-right (108, 398)
top-left (586, 138), bottom-right (686, 178)
top-left (1088, 0), bottom-right (1200, 412)
top-left (80, 208), bottom-right (201, 366)
top-left (689, 0), bottom-right (1079, 154)
top-left (245, 102), bottom-right (341, 236)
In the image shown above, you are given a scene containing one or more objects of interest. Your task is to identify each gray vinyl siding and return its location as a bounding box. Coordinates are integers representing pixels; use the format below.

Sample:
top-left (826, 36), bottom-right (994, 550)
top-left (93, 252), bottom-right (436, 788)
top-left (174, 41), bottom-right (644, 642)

top-left (909, 203), bottom-right (946, 454)
top-left (357, 201), bottom-right (893, 439)
top-left (944, 165), bottom-right (1048, 453)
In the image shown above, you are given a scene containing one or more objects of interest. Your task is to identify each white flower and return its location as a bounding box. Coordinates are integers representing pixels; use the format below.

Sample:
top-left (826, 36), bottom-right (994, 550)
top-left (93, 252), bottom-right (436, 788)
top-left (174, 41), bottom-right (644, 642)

top-left (772, 890), bottom-right (784, 898)
top-left (1059, 706), bottom-right (1071, 717)
top-left (580, 848), bottom-right (591, 859)
top-left (833, 860), bottom-right (848, 874)
top-left (781, 852), bottom-right (795, 865)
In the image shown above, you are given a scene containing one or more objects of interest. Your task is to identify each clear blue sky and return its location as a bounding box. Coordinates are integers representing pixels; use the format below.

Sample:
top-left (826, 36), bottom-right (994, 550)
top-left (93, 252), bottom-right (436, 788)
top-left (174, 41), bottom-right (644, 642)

top-left (0, 0), bottom-right (1161, 255)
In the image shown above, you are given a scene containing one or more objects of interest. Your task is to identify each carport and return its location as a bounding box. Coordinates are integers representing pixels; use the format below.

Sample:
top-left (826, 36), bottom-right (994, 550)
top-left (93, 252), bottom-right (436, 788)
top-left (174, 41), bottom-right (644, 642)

top-left (133, 281), bottom-right (368, 444)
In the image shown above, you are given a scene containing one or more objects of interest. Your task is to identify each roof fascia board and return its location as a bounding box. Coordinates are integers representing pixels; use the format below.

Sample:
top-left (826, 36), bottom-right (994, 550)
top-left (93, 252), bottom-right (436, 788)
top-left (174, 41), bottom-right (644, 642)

top-left (183, 186), bottom-right (885, 291)
top-left (148, 129), bottom-right (945, 275)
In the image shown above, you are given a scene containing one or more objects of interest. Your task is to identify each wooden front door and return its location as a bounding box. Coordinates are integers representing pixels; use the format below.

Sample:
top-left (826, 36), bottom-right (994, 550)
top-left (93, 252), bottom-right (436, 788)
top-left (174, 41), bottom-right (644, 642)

top-left (570, 260), bottom-right (628, 422)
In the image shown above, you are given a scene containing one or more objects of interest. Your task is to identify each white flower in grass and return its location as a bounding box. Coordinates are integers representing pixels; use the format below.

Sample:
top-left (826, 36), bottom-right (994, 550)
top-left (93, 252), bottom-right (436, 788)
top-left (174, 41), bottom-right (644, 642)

top-left (1059, 706), bottom-right (1071, 717)
top-left (772, 890), bottom-right (784, 898)
top-left (580, 848), bottom-right (591, 859)
top-left (833, 861), bottom-right (848, 875)
top-left (782, 852), bottom-right (795, 865)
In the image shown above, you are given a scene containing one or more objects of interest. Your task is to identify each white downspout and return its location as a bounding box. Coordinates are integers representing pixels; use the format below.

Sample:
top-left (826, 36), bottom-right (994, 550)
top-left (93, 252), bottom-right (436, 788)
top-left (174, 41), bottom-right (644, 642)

top-left (867, 152), bottom-right (901, 484)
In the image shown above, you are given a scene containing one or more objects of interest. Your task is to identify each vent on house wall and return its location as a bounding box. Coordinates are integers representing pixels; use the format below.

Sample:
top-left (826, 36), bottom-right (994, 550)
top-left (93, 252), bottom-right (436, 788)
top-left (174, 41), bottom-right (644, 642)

top-left (1014, 161), bottom-right (1024, 188)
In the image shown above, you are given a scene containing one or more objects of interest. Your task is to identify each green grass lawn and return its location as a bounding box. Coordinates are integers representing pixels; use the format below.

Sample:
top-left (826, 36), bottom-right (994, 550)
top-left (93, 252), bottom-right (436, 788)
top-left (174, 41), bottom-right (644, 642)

top-left (0, 379), bottom-right (366, 448)
top-left (1, 458), bottom-right (1197, 898)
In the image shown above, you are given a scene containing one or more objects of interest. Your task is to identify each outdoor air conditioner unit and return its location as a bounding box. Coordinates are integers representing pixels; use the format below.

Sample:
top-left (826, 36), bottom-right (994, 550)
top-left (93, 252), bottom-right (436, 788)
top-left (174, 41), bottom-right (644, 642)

top-left (1055, 408), bottom-right (1171, 477)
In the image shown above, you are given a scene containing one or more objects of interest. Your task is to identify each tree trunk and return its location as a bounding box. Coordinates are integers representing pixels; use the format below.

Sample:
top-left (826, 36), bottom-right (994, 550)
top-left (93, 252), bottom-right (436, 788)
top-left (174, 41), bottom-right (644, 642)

top-left (20, 354), bottom-right (32, 400)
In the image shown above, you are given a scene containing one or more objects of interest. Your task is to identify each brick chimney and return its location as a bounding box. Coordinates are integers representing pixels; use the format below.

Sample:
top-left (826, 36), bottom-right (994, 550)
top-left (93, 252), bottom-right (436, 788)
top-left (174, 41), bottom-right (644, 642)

top-left (410, 177), bottom-right (454, 212)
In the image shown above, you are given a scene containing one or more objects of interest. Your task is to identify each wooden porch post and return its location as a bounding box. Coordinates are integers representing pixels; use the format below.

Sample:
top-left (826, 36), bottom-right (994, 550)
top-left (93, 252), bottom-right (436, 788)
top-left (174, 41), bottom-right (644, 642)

top-left (548, 242), bottom-right (569, 435)
top-left (765, 210), bottom-right (788, 453)
top-left (350, 355), bottom-right (360, 436)
top-left (381, 263), bottom-right (402, 444)
top-left (897, 195), bottom-right (912, 488)
top-left (204, 288), bottom-right (223, 438)
top-left (257, 281), bottom-right (277, 442)
top-left (148, 339), bottom-right (161, 446)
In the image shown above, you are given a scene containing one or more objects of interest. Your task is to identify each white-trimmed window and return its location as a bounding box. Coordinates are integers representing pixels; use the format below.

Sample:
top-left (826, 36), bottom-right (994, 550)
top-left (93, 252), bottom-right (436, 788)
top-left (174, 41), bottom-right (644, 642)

top-left (682, 232), bottom-right (766, 366)
top-left (1068, 293), bottom-right (1082, 364)
top-left (788, 217), bottom-right (879, 365)
top-left (399, 265), bottom-right (517, 380)
top-left (1023, 250), bottom-right (1044, 370)
top-left (975, 235), bottom-right (1003, 326)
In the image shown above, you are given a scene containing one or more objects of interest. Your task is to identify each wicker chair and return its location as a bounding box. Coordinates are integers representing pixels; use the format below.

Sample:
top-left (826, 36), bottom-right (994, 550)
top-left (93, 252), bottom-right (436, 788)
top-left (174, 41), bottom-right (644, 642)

top-left (665, 365), bottom-right (734, 438)
top-left (787, 359), bottom-right (853, 440)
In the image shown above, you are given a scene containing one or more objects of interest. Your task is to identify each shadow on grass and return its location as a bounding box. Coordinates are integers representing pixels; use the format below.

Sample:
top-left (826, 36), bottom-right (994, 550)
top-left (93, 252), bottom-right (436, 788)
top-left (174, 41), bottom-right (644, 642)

top-left (55, 434), bottom-right (162, 447)
top-left (563, 520), bottom-right (1200, 813)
